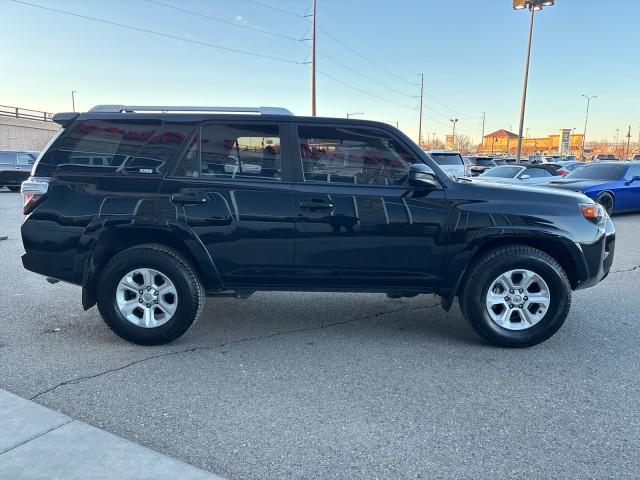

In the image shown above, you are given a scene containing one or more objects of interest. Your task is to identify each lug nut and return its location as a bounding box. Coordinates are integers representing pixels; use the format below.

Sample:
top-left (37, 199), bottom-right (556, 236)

top-left (504, 296), bottom-right (510, 301)
top-left (139, 290), bottom-right (143, 294)
top-left (509, 304), bottom-right (514, 308)
top-left (146, 303), bottom-right (151, 308)
top-left (518, 304), bottom-right (524, 309)
top-left (154, 291), bottom-right (159, 296)
top-left (147, 286), bottom-right (151, 291)
top-left (524, 296), bottom-right (528, 301)
top-left (519, 289), bottom-right (524, 294)
top-left (139, 298), bottom-right (143, 303)
top-left (509, 289), bottom-right (514, 294)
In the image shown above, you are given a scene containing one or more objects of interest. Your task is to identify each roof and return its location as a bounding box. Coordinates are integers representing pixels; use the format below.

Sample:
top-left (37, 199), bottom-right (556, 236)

top-left (484, 129), bottom-right (519, 139)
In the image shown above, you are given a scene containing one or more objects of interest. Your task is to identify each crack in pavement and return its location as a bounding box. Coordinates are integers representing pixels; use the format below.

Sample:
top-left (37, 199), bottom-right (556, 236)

top-left (29, 302), bottom-right (441, 401)
top-left (610, 264), bottom-right (640, 274)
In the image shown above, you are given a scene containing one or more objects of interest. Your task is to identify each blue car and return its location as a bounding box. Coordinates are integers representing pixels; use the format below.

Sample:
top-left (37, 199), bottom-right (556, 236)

top-left (547, 161), bottom-right (640, 215)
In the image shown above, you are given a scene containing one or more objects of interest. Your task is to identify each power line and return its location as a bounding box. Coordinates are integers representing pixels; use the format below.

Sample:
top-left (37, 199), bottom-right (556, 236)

top-left (11, 0), bottom-right (302, 65)
top-left (242, 0), bottom-right (306, 18)
top-left (144, 0), bottom-right (304, 42)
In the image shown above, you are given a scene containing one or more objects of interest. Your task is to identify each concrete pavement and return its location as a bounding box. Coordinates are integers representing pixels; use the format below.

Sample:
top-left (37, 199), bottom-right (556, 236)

top-left (0, 389), bottom-right (223, 480)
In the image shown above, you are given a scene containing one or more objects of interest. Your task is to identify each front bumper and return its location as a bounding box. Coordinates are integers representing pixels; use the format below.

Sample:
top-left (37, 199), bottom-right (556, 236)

top-left (575, 218), bottom-right (615, 290)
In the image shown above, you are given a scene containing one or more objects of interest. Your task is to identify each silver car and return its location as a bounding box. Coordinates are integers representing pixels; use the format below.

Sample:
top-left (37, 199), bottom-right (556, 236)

top-left (0, 151), bottom-right (38, 191)
top-left (476, 164), bottom-right (563, 185)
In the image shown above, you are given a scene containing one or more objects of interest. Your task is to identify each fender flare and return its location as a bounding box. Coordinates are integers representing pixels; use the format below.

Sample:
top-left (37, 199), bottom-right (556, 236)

top-left (79, 220), bottom-right (223, 310)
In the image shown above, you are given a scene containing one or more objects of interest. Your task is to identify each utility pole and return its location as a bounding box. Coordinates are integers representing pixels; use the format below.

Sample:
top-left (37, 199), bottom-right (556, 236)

top-left (481, 112), bottom-right (486, 146)
top-left (71, 90), bottom-right (77, 112)
top-left (581, 94), bottom-right (596, 159)
top-left (311, 0), bottom-right (317, 116)
top-left (418, 73), bottom-right (424, 146)
top-left (625, 125), bottom-right (632, 160)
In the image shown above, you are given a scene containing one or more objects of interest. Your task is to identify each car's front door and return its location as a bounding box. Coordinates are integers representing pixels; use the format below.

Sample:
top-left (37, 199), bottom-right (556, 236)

top-left (291, 123), bottom-right (449, 290)
top-left (160, 121), bottom-right (296, 287)
top-left (618, 165), bottom-right (640, 212)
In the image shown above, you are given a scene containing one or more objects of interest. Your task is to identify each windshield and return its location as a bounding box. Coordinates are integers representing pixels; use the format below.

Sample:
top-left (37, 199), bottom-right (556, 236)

top-left (565, 164), bottom-right (625, 181)
top-left (429, 153), bottom-right (463, 166)
top-left (482, 166), bottom-right (523, 178)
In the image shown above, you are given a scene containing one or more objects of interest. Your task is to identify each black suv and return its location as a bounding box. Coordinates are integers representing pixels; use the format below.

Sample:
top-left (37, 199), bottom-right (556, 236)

top-left (20, 105), bottom-right (615, 347)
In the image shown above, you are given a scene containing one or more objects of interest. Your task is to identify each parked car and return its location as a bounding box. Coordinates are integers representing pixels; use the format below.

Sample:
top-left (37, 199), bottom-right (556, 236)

top-left (632, 154), bottom-right (640, 161)
top-left (463, 156), bottom-right (497, 176)
top-left (592, 154), bottom-right (620, 162)
top-left (423, 150), bottom-right (466, 178)
top-left (551, 161), bottom-right (583, 175)
top-left (477, 164), bottom-right (564, 185)
top-left (0, 150), bottom-right (38, 191)
top-left (20, 104), bottom-right (615, 348)
top-left (547, 161), bottom-right (640, 214)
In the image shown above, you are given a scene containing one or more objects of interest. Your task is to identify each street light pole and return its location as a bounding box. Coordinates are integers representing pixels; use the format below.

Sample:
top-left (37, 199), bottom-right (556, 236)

top-left (71, 90), bottom-right (78, 112)
top-left (581, 94), bottom-right (596, 158)
top-left (311, 0), bottom-right (317, 116)
top-left (418, 73), bottom-right (424, 146)
top-left (515, 5), bottom-right (535, 164)
top-left (450, 118), bottom-right (459, 147)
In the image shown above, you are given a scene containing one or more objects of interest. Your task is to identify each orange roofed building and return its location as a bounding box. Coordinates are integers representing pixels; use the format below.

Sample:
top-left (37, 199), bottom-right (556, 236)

top-left (480, 129), bottom-right (584, 157)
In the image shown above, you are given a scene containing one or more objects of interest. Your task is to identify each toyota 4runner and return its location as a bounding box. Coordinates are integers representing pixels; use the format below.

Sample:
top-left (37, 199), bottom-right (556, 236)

top-left (20, 105), bottom-right (615, 347)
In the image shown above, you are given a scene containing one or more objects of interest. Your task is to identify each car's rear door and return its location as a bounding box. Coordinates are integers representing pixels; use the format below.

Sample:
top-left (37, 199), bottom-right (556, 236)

top-left (291, 122), bottom-right (448, 290)
top-left (160, 120), bottom-right (296, 288)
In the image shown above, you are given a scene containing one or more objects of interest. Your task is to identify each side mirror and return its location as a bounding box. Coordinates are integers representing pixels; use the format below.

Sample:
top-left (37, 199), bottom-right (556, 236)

top-left (625, 175), bottom-right (640, 185)
top-left (519, 174), bottom-right (531, 180)
top-left (408, 163), bottom-right (440, 189)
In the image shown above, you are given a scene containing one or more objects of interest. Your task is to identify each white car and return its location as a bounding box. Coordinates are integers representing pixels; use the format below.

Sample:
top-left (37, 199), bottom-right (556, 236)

top-left (422, 150), bottom-right (466, 178)
top-left (476, 164), bottom-right (563, 185)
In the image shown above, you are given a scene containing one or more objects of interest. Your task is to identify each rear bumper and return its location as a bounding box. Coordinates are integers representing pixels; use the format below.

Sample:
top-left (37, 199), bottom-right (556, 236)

top-left (574, 218), bottom-right (615, 290)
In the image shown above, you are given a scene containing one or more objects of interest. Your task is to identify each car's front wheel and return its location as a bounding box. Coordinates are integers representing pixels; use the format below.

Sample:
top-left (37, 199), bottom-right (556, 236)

top-left (97, 244), bottom-right (204, 345)
top-left (460, 245), bottom-right (571, 348)
top-left (595, 192), bottom-right (614, 215)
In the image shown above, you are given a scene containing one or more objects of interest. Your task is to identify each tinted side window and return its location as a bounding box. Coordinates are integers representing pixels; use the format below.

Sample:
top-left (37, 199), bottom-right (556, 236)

top-left (16, 153), bottom-right (35, 165)
top-left (524, 168), bottom-right (551, 178)
top-left (0, 152), bottom-right (16, 164)
top-left (625, 166), bottom-right (640, 180)
top-left (38, 120), bottom-right (193, 175)
top-left (174, 124), bottom-right (282, 181)
top-left (298, 125), bottom-right (416, 186)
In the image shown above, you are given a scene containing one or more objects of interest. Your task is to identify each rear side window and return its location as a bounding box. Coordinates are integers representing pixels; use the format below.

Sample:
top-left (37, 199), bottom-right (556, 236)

top-left (173, 123), bottom-right (282, 181)
top-left (37, 120), bottom-right (193, 176)
top-left (524, 167), bottom-right (552, 178)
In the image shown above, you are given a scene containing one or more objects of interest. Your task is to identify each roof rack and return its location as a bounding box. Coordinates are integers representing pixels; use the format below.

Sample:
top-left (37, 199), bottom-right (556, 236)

top-left (88, 105), bottom-right (293, 116)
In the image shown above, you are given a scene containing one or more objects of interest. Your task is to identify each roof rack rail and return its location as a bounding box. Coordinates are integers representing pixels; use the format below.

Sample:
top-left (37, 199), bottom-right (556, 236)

top-left (88, 105), bottom-right (293, 116)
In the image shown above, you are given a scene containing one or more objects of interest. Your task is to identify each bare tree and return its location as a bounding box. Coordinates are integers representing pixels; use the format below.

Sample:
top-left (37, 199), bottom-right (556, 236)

top-left (422, 138), bottom-right (445, 150)
top-left (454, 134), bottom-right (473, 154)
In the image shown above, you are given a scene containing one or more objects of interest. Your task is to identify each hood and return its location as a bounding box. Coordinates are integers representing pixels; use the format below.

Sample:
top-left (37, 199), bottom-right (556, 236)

top-left (545, 179), bottom-right (609, 192)
top-left (463, 177), bottom-right (590, 202)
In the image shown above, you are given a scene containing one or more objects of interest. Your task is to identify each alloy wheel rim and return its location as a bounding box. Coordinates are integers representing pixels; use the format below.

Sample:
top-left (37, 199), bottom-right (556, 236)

top-left (115, 268), bottom-right (178, 328)
top-left (485, 269), bottom-right (551, 331)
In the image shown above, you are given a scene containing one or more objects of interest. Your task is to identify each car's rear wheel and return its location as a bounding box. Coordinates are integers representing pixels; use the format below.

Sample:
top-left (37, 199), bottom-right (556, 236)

top-left (595, 192), bottom-right (614, 215)
top-left (459, 245), bottom-right (571, 348)
top-left (97, 244), bottom-right (204, 345)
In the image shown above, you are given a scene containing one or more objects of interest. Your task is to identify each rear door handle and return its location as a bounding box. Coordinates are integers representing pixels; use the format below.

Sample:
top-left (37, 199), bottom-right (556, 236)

top-left (171, 193), bottom-right (208, 205)
top-left (299, 200), bottom-right (335, 211)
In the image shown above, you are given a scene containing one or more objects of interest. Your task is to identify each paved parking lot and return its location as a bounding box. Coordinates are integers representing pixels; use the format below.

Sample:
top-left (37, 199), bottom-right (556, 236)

top-left (1, 189), bottom-right (639, 479)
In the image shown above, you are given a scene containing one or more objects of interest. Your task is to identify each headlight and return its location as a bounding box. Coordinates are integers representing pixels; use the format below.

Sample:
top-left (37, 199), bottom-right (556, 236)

top-left (579, 203), bottom-right (605, 224)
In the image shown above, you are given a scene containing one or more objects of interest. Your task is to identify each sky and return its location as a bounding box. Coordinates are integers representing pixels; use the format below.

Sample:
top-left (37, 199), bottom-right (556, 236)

top-left (2, 0), bottom-right (639, 144)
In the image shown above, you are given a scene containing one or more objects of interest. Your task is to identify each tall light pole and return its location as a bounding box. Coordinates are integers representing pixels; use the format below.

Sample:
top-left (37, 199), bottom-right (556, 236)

top-left (625, 125), bottom-right (632, 160)
top-left (71, 90), bottom-right (78, 112)
top-left (418, 73), bottom-right (424, 146)
top-left (615, 128), bottom-right (620, 156)
top-left (581, 94), bottom-right (596, 158)
top-left (513, 0), bottom-right (555, 164)
top-left (346, 112), bottom-right (364, 119)
top-left (450, 118), bottom-right (459, 150)
top-left (311, 0), bottom-right (317, 116)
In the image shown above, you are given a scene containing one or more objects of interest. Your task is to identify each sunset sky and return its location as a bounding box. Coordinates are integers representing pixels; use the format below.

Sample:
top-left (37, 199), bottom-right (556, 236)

top-left (3, 0), bottom-right (638, 144)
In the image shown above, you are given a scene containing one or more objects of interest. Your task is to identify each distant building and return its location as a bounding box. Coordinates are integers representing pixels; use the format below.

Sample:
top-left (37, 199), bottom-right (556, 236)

top-left (480, 129), bottom-right (584, 156)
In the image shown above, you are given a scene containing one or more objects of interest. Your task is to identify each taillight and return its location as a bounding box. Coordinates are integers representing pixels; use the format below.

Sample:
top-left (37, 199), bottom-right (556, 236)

top-left (21, 177), bottom-right (50, 215)
top-left (558, 169), bottom-right (569, 175)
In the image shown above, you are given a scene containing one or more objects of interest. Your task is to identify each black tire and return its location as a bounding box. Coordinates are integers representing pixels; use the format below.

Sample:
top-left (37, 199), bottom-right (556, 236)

top-left (7, 186), bottom-right (20, 192)
top-left (595, 192), bottom-right (614, 215)
top-left (459, 245), bottom-right (571, 348)
top-left (96, 244), bottom-right (204, 345)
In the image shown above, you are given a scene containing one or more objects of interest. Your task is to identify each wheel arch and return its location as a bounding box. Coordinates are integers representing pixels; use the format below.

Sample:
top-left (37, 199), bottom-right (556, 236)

top-left (80, 225), bottom-right (222, 310)
top-left (440, 234), bottom-right (587, 311)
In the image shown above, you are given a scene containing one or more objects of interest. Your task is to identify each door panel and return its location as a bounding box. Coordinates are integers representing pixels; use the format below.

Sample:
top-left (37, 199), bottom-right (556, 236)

top-left (292, 123), bottom-right (448, 289)
top-left (160, 122), bottom-right (296, 287)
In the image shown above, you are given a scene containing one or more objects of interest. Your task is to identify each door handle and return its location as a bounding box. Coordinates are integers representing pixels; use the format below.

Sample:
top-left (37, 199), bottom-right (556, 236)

top-left (171, 193), bottom-right (208, 205)
top-left (299, 200), bottom-right (335, 211)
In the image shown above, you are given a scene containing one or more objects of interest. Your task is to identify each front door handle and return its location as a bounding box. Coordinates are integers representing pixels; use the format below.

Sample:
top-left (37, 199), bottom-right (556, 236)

top-left (299, 200), bottom-right (335, 211)
top-left (171, 193), bottom-right (208, 205)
